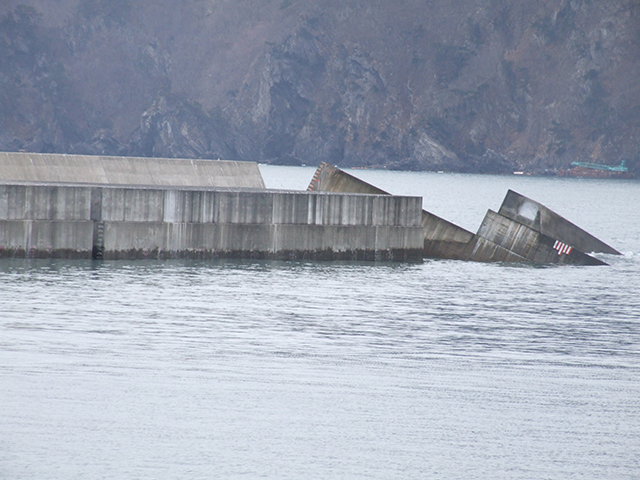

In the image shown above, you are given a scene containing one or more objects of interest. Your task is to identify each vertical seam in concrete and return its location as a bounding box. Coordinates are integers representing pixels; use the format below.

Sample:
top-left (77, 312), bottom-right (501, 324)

top-left (25, 219), bottom-right (32, 255)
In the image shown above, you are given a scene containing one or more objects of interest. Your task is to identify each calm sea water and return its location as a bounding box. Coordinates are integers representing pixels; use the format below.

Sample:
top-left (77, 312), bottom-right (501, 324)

top-left (1, 167), bottom-right (639, 479)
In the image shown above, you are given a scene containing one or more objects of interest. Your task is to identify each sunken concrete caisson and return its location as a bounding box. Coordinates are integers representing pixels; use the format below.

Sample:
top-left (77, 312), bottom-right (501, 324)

top-left (308, 162), bottom-right (620, 266)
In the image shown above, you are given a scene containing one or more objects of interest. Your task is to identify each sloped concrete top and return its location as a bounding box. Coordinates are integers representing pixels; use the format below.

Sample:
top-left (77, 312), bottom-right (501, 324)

top-left (0, 152), bottom-right (265, 189)
top-left (308, 162), bottom-right (388, 194)
top-left (498, 190), bottom-right (620, 255)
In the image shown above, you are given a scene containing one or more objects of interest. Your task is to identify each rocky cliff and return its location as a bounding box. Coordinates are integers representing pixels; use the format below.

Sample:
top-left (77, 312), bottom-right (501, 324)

top-left (1, 0), bottom-right (639, 175)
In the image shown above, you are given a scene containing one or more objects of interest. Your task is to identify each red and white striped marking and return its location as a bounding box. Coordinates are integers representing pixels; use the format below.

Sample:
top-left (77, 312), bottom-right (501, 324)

top-left (553, 240), bottom-right (573, 255)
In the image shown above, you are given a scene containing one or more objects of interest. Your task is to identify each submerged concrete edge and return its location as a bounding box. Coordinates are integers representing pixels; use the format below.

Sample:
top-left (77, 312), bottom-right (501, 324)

top-left (307, 162), bottom-right (615, 265)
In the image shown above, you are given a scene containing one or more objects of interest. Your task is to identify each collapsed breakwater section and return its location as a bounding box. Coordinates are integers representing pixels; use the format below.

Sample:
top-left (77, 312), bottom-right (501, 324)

top-left (308, 162), bottom-right (620, 266)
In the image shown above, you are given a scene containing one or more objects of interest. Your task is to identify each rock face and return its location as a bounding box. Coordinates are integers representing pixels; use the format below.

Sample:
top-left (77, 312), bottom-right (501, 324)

top-left (128, 94), bottom-right (236, 160)
top-left (1, 0), bottom-right (639, 175)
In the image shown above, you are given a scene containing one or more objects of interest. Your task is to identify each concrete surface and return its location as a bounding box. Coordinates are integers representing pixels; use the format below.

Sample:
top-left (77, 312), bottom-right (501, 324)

top-left (497, 190), bottom-right (620, 255)
top-left (0, 152), bottom-right (266, 189)
top-left (307, 162), bottom-right (616, 265)
top-left (0, 183), bottom-right (423, 261)
top-left (308, 162), bottom-right (477, 260)
top-left (471, 210), bottom-right (606, 265)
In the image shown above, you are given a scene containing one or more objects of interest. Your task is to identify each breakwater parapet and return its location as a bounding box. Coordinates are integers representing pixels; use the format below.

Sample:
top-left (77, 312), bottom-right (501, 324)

top-left (0, 152), bottom-right (265, 189)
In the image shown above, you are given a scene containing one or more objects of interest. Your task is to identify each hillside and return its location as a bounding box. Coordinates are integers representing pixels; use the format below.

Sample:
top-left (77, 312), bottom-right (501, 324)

top-left (1, 0), bottom-right (639, 175)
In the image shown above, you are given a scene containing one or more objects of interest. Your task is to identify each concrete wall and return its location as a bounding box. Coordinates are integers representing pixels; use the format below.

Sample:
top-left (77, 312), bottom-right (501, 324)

top-left (308, 162), bottom-right (477, 260)
top-left (308, 162), bottom-right (388, 195)
top-left (307, 163), bottom-right (614, 265)
top-left (0, 183), bottom-right (424, 261)
top-left (421, 211), bottom-right (476, 260)
top-left (497, 190), bottom-right (620, 255)
top-left (0, 152), bottom-right (265, 189)
top-left (471, 210), bottom-right (606, 265)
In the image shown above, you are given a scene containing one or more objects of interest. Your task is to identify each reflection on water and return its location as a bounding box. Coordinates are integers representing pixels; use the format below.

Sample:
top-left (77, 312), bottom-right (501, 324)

top-left (2, 169), bottom-right (640, 479)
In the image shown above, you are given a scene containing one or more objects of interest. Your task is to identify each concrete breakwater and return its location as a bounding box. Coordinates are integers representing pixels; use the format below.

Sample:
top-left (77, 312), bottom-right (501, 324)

top-left (0, 182), bottom-right (423, 261)
top-left (308, 162), bottom-right (620, 265)
top-left (0, 153), bottom-right (423, 261)
top-left (0, 153), bottom-right (621, 264)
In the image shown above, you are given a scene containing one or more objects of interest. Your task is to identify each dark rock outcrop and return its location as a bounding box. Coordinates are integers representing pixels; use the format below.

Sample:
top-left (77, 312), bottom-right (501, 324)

top-left (129, 94), bottom-right (236, 160)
